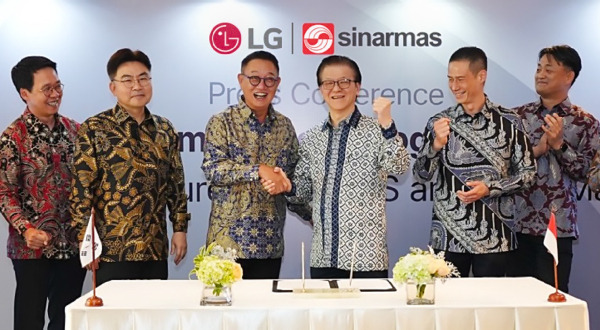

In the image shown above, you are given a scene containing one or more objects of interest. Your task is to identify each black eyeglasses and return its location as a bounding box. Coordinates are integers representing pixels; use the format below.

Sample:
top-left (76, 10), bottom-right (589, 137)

top-left (40, 83), bottom-right (64, 97)
top-left (241, 74), bottom-right (279, 87)
top-left (320, 78), bottom-right (356, 90)
top-left (112, 76), bottom-right (152, 88)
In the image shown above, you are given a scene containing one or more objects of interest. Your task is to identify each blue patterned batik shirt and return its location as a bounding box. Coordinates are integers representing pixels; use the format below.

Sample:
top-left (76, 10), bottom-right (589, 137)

top-left (202, 98), bottom-right (300, 259)
top-left (288, 108), bottom-right (410, 271)
top-left (413, 98), bottom-right (536, 254)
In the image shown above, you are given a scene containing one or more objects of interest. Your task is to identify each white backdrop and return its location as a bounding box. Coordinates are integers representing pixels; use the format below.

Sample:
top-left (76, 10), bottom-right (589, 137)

top-left (1, 0), bottom-right (600, 329)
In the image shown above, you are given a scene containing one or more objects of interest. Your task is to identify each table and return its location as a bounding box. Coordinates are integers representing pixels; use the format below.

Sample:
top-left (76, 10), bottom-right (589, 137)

top-left (66, 277), bottom-right (589, 330)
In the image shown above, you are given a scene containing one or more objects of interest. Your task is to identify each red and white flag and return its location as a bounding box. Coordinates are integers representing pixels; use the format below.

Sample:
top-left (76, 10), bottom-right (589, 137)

top-left (80, 213), bottom-right (102, 267)
top-left (543, 212), bottom-right (559, 265)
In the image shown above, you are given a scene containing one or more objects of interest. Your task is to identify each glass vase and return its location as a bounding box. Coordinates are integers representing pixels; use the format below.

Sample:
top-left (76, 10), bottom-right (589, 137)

top-left (200, 283), bottom-right (232, 306)
top-left (405, 279), bottom-right (435, 305)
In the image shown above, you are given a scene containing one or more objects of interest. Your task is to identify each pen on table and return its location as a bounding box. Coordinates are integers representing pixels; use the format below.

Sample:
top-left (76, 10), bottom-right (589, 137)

top-left (349, 241), bottom-right (356, 287)
top-left (301, 241), bottom-right (305, 292)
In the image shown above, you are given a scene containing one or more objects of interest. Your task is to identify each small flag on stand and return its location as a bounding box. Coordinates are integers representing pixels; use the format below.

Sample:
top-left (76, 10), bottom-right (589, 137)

top-left (543, 212), bottom-right (558, 265)
top-left (544, 210), bottom-right (565, 303)
top-left (80, 212), bottom-right (102, 268)
top-left (80, 210), bottom-right (104, 307)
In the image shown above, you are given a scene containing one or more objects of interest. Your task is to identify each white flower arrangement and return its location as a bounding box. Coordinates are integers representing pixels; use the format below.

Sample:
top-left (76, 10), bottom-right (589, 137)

top-left (393, 246), bottom-right (460, 285)
top-left (189, 243), bottom-right (243, 295)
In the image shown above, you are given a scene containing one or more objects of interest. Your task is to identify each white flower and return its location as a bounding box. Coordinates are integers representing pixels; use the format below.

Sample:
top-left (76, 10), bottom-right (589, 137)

top-left (436, 262), bottom-right (451, 277)
top-left (393, 247), bottom-right (460, 285)
top-left (189, 243), bottom-right (243, 295)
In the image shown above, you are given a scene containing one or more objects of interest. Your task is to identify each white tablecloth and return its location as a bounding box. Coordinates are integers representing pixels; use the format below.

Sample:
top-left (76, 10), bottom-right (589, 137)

top-left (65, 277), bottom-right (589, 330)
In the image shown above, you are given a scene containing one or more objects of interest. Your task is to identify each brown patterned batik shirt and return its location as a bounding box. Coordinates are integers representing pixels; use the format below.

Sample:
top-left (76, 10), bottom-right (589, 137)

top-left (70, 105), bottom-right (190, 262)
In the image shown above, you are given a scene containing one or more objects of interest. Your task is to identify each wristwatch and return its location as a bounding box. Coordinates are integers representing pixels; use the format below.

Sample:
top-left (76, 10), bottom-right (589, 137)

top-left (559, 142), bottom-right (568, 153)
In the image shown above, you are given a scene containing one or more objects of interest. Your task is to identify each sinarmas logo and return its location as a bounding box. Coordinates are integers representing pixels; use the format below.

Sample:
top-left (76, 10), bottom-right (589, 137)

top-left (302, 23), bottom-right (334, 55)
top-left (209, 23), bottom-right (242, 54)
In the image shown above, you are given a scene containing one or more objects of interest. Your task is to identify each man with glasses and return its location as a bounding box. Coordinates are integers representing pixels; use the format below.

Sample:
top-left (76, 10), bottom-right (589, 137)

top-left (413, 47), bottom-right (535, 278)
top-left (202, 51), bottom-right (304, 279)
top-left (267, 55), bottom-right (410, 278)
top-left (0, 56), bottom-right (85, 330)
top-left (70, 48), bottom-right (190, 285)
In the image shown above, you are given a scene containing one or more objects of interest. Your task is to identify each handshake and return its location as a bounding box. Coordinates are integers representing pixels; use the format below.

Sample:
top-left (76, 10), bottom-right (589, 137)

top-left (259, 165), bottom-right (291, 195)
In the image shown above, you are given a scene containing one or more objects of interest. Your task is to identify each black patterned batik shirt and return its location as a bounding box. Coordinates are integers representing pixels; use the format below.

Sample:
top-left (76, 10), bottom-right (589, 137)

top-left (202, 99), bottom-right (301, 259)
top-left (0, 109), bottom-right (79, 259)
top-left (70, 105), bottom-right (190, 262)
top-left (413, 98), bottom-right (536, 254)
top-left (288, 108), bottom-right (410, 271)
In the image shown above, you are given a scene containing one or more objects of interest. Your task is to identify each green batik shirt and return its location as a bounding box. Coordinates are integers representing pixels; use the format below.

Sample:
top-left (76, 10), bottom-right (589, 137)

top-left (202, 98), bottom-right (304, 259)
top-left (70, 105), bottom-right (190, 262)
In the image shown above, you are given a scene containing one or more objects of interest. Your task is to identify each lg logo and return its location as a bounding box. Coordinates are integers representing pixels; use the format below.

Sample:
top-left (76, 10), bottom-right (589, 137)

top-left (302, 23), bottom-right (334, 55)
top-left (209, 23), bottom-right (242, 54)
top-left (209, 23), bottom-right (282, 55)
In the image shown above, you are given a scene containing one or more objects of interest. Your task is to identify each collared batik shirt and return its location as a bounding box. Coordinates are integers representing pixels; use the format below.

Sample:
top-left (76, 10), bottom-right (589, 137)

top-left (515, 98), bottom-right (600, 238)
top-left (0, 109), bottom-right (79, 259)
top-left (413, 98), bottom-right (536, 254)
top-left (70, 105), bottom-right (190, 262)
top-left (588, 151), bottom-right (600, 193)
top-left (202, 98), bottom-right (301, 259)
top-left (288, 108), bottom-right (409, 271)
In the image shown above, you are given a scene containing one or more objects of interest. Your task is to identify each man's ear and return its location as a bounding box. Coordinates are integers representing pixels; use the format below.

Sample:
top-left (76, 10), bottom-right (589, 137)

top-left (19, 88), bottom-right (30, 102)
top-left (566, 70), bottom-right (575, 86)
top-left (478, 70), bottom-right (487, 84)
top-left (109, 81), bottom-right (117, 96)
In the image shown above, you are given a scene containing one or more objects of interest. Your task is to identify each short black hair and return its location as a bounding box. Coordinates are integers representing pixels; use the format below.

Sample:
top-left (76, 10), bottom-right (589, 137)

top-left (11, 56), bottom-right (57, 102)
top-left (241, 51), bottom-right (279, 74)
top-left (539, 45), bottom-right (581, 86)
top-left (316, 55), bottom-right (362, 86)
top-left (449, 46), bottom-right (487, 75)
top-left (107, 48), bottom-right (151, 79)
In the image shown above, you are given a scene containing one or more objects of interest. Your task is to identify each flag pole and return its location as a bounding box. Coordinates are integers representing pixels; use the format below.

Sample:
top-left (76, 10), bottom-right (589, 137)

top-left (547, 260), bottom-right (565, 302)
top-left (85, 209), bottom-right (103, 307)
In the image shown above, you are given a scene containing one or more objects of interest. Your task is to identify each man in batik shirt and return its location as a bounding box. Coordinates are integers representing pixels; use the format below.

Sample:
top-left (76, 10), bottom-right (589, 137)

top-left (0, 56), bottom-right (85, 330)
top-left (510, 45), bottom-right (600, 292)
top-left (202, 51), bottom-right (302, 279)
top-left (71, 49), bottom-right (190, 285)
top-left (413, 47), bottom-right (536, 278)
top-left (277, 55), bottom-right (410, 279)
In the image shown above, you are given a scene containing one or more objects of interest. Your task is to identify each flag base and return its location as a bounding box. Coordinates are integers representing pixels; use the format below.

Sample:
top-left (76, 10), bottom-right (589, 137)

top-left (85, 296), bottom-right (104, 307)
top-left (548, 292), bottom-right (566, 303)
